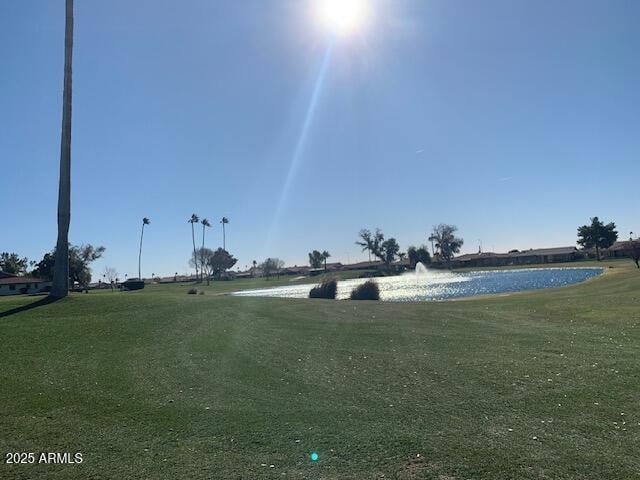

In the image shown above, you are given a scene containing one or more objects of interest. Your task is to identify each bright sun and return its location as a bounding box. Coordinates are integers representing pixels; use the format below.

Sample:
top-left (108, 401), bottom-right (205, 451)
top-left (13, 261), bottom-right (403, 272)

top-left (316, 0), bottom-right (369, 36)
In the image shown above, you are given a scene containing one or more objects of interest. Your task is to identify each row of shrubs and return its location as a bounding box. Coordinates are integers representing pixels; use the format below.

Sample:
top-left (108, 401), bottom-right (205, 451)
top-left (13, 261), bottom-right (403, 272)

top-left (309, 278), bottom-right (380, 300)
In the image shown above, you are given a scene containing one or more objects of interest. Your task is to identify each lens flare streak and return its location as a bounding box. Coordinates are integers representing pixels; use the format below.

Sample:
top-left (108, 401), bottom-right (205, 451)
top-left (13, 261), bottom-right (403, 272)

top-left (265, 42), bottom-right (334, 248)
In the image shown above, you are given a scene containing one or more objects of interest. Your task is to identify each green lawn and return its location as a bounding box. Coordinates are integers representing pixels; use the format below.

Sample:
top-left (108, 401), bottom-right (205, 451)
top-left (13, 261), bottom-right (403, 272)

top-left (1, 260), bottom-right (639, 479)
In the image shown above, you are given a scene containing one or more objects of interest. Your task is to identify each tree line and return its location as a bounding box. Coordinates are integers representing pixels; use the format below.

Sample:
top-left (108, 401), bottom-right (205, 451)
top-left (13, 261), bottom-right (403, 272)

top-left (3, 217), bottom-right (639, 294)
top-left (308, 250), bottom-right (331, 269)
top-left (1, 245), bottom-right (105, 288)
top-left (187, 213), bottom-right (236, 284)
top-left (346, 223), bottom-right (464, 270)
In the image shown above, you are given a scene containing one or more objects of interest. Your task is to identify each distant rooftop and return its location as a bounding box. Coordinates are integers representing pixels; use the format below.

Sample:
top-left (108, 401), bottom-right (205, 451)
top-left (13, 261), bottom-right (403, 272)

top-left (0, 275), bottom-right (46, 285)
top-left (514, 246), bottom-right (578, 256)
top-left (454, 246), bottom-right (578, 261)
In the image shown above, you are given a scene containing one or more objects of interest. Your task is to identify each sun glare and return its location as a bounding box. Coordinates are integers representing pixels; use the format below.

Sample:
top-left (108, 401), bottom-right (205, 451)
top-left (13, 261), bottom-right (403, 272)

top-left (316, 0), bottom-right (369, 36)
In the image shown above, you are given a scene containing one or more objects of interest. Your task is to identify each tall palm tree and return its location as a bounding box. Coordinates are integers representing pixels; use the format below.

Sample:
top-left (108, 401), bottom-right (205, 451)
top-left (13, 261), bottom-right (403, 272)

top-left (220, 217), bottom-right (229, 250)
top-left (138, 217), bottom-right (150, 279)
top-left (200, 218), bottom-right (211, 281)
top-left (188, 214), bottom-right (200, 280)
top-left (51, 0), bottom-right (74, 298)
top-left (322, 250), bottom-right (331, 271)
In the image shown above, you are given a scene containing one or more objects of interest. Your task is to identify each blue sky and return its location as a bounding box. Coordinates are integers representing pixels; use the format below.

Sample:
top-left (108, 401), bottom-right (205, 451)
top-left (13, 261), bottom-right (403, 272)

top-left (2, 0), bottom-right (639, 279)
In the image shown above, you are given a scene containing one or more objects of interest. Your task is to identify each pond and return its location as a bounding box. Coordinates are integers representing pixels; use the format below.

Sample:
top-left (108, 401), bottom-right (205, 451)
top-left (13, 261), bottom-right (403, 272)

top-left (232, 267), bottom-right (603, 302)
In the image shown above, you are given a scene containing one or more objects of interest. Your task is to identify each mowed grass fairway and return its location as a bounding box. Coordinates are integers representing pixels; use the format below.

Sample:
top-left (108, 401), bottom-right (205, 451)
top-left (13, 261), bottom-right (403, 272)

top-left (1, 262), bottom-right (639, 479)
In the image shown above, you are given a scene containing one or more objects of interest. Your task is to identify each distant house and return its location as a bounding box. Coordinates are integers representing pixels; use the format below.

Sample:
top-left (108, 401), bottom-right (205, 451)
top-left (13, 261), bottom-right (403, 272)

top-left (448, 252), bottom-right (511, 268)
top-left (157, 275), bottom-right (192, 284)
top-left (513, 247), bottom-right (580, 264)
top-left (605, 239), bottom-right (640, 258)
top-left (235, 271), bottom-right (254, 279)
top-left (342, 260), bottom-right (385, 271)
top-left (324, 262), bottom-right (343, 271)
top-left (0, 272), bottom-right (51, 296)
top-left (308, 262), bottom-right (344, 276)
top-left (282, 265), bottom-right (310, 276)
top-left (449, 247), bottom-right (580, 269)
top-left (308, 268), bottom-right (326, 276)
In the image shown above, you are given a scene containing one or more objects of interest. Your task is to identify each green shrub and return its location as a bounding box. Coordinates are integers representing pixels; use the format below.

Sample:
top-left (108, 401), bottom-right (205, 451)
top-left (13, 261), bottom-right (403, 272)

top-left (309, 278), bottom-right (338, 299)
top-left (350, 280), bottom-right (380, 300)
top-left (187, 288), bottom-right (198, 295)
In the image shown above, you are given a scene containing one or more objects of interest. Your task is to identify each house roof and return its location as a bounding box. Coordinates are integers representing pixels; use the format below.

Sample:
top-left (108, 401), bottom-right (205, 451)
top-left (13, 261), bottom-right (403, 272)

top-left (453, 247), bottom-right (577, 262)
top-left (324, 262), bottom-right (343, 268)
top-left (0, 276), bottom-right (46, 285)
top-left (344, 260), bottom-right (384, 268)
top-left (453, 252), bottom-right (503, 262)
top-left (515, 247), bottom-right (577, 256)
top-left (609, 240), bottom-right (640, 251)
top-left (0, 271), bottom-right (17, 279)
top-left (283, 266), bottom-right (310, 272)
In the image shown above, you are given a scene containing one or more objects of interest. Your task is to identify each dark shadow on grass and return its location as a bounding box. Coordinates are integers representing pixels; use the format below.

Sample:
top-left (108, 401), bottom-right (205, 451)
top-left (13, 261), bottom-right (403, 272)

top-left (0, 296), bottom-right (62, 318)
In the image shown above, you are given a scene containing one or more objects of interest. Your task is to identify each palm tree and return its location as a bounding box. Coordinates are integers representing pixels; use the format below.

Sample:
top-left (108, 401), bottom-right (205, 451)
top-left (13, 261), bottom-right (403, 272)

top-left (51, 0), bottom-right (74, 298)
top-left (322, 250), bottom-right (331, 271)
top-left (138, 217), bottom-right (150, 280)
top-left (355, 229), bottom-right (373, 262)
top-left (200, 218), bottom-right (211, 281)
top-left (188, 214), bottom-right (200, 280)
top-left (220, 217), bottom-right (229, 250)
top-left (429, 224), bottom-right (464, 266)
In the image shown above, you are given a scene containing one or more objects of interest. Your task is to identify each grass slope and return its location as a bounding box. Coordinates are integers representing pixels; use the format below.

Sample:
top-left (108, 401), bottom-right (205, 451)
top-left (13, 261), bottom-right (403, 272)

top-left (1, 260), bottom-right (639, 479)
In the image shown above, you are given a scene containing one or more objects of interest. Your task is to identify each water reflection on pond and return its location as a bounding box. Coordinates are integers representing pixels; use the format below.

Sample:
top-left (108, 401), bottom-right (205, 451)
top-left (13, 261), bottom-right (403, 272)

top-left (232, 267), bottom-right (603, 302)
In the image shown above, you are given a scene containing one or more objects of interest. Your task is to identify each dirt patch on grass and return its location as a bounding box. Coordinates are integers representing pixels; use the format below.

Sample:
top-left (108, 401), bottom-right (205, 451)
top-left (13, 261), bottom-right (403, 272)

top-left (395, 456), bottom-right (456, 479)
